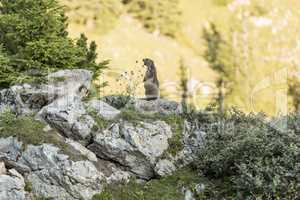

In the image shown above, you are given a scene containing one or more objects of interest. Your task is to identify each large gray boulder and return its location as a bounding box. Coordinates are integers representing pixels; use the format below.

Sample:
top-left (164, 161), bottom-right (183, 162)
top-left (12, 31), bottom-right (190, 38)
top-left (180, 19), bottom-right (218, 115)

top-left (10, 84), bottom-right (58, 113)
top-left (0, 137), bottom-right (31, 175)
top-left (0, 162), bottom-right (6, 175)
top-left (88, 120), bottom-right (173, 180)
top-left (0, 137), bottom-right (23, 161)
top-left (19, 144), bottom-right (105, 200)
top-left (65, 139), bottom-right (98, 162)
top-left (18, 144), bottom-right (69, 171)
top-left (86, 99), bottom-right (121, 120)
top-left (0, 169), bottom-right (26, 200)
top-left (126, 98), bottom-right (183, 115)
top-left (154, 159), bottom-right (176, 177)
top-left (46, 69), bottom-right (93, 99)
top-left (38, 96), bottom-right (96, 145)
top-left (27, 161), bottom-right (104, 200)
top-left (0, 69), bottom-right (93, 115)
top-left (0, 88), bottom-right (20, 114)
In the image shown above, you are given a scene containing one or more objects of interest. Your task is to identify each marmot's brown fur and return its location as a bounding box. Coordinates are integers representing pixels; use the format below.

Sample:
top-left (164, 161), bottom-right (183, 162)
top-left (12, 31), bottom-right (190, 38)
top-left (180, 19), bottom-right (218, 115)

top-left (143, 58), bottom-right (159, 100)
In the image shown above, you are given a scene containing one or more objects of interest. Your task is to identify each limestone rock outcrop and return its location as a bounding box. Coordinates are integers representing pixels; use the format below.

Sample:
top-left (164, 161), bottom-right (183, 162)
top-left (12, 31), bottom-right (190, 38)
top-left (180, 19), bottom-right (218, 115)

top-left (0, 69), bottom-right (205, 199)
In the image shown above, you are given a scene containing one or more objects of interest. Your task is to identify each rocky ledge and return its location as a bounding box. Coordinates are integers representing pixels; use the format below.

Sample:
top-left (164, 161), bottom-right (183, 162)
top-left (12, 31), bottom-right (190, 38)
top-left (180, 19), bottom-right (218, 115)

top-left (0, 69), bottom-right (204, 200)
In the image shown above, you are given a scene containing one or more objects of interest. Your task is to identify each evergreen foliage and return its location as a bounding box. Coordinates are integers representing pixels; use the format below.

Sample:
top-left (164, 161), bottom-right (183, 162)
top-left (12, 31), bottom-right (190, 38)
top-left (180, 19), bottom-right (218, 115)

top-left (203, 23), bottom-right (234, 113)
top-left (0, 0), bottom-right (107, 88)
top-left (178, 60), bottom-right (188, 108)
top-left (288, 76), bottom-right (300, 112)
top-left (0, 46), bottom-right (15, 88)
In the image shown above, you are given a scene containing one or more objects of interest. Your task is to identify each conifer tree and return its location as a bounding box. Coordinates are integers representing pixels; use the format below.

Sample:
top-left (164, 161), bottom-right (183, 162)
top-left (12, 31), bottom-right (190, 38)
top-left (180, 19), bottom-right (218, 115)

top-left (288, 76), bottom-right (300, 112)
top-left (203, 23), bottom-right (233, 114)
top-left (0, 0), bottom-right (107, 87)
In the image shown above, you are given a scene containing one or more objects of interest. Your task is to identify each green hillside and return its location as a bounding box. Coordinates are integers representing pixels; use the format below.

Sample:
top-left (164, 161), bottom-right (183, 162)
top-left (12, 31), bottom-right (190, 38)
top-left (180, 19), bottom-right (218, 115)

top-left (60, 0), bottom-right (300, 115)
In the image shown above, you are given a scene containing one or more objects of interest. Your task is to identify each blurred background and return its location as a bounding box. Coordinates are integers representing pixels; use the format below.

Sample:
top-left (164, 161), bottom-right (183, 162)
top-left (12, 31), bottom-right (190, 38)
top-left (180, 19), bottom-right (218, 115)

top-left (60, 0), bottom-right (300, 116)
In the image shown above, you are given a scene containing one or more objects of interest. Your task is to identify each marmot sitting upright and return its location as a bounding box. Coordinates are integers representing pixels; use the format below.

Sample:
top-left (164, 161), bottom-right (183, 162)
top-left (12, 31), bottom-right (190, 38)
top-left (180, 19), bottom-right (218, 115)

top-left (143, 58), bottom-right (160, 100)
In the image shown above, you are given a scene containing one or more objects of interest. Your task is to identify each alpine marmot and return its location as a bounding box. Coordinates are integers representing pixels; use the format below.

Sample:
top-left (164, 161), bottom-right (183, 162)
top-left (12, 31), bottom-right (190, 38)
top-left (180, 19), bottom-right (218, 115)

top-left (143, 58), bottom-right (160, 100)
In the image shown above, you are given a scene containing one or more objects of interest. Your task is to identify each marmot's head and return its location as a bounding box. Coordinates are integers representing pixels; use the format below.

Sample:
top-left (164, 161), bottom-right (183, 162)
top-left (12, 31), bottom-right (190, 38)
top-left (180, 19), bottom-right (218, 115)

top-left (143, 58), bottom-right (155, 72)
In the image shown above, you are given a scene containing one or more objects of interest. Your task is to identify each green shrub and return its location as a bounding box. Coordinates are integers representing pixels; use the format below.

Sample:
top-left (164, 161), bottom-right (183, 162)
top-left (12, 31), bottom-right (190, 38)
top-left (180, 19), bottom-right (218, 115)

top-left (24, 181), bottom-right (33, 192)
top-left (91, 191), bottom-right (112, 200)
top-left (194, 111), bottom-right (300, 199)
top-left (0, 0), bottom-right (107, 88)
top-left (162, 114), bottom-right (185, 156)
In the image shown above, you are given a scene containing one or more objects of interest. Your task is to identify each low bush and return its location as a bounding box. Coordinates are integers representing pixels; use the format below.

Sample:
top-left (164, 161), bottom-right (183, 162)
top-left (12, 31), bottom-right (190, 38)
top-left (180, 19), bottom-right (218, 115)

top-left (194, 110), bottom-right (300, 199)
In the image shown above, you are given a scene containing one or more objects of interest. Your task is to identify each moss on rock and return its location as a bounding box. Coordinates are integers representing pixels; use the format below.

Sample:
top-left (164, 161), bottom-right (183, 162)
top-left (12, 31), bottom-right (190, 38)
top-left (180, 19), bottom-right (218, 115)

top-left (0, 110), bottom-right (86, 161)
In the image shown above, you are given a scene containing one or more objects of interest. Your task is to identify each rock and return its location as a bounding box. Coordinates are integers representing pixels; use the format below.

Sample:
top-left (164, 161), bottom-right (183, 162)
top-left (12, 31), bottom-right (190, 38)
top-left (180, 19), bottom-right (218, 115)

top-left (101, 95), bottom-right (134, 109)
top-left (0, 84), bottom-right (57, 115)
top-left (8, 168), bottom-right (24, 180)
top-left (1, 160), bottom-right (31, 175)
top-left (92, 159), bottom-right (133, 184)
top-left (0, 137), bottom-right (23, 161)
top-left (163, 121), bottom-right (206, 168)
top-left (19, 144), bottom-right (105, 200)
top-left (126, 98), bottom-right (183, 115)
top-left (47, 69), bottom-right (93, 99)
top-left (0, 88), bottom-right (19, 114)
top-left (43, 124), bottom-right (53, 132)
top-left (86, 99), bottom-right (120, 120)
top-left (0, 169), bottom-right (26, 200)
top-left (0, 162), bottom-right (6, 175)
top-left (182, 187), bottom-right (195, 200)
top-left (0, 69), bottom-right (93, 115)
top-left (154, 159), bottom-right (176, 177)
top-left (195, 183), bottom-right (205, 194)
top-left (38, 96), bottom-right (96, 145)
top-left (18, 144), bottom-right (69, 171)
top-left (66, 139), bottom-right (98, 162)
top-left (28, 161), bottom-right (105, 200)
top-left (25, 193), bottom-right (35, 200)
top-left (88, 120), bottom-right (173, 179)
top-left (0, 137), bottom-right (31, 175)
top-left (106, 167), bottom-right (132, 184)
top-left (11, 84), bottom-right (57, 113)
